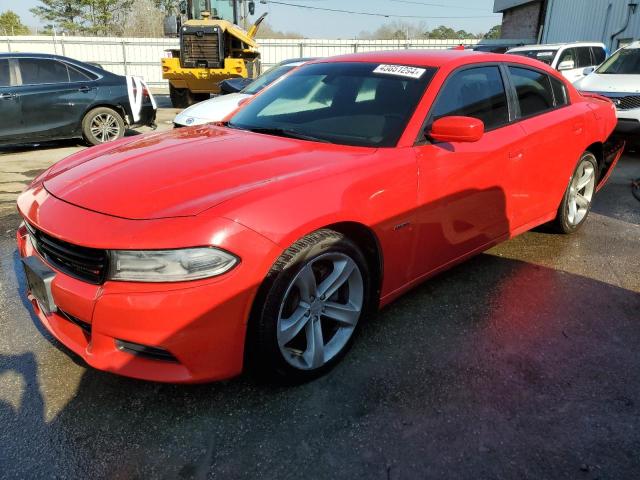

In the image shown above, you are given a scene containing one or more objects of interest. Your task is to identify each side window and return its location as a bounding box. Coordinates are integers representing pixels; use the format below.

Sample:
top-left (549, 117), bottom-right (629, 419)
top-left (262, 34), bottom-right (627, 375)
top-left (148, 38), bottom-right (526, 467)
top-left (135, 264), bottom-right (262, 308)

top-left (576, 47), bottom-right (592, 68)
top-left (18, 59), bottom-right (70, 85)
top-left (0, 59), bottom-right (10, 87)
top-left (67, 65), bottom-right (91, 82)
top-left (557, 48), bottom-right (576, 69)
top-left (508, 66), bottom-right (555, 117)
top-left (591, 47), bottom-right (606, 65)
top-left (549, 76), bottom-right (568, 106)
top-left (430, 66), bottom-right (509, 130)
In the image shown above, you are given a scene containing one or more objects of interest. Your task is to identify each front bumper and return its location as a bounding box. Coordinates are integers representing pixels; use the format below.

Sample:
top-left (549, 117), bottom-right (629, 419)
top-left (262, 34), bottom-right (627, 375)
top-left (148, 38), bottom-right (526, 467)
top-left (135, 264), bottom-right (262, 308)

top-left (15, 188), bottom-right (278, 383)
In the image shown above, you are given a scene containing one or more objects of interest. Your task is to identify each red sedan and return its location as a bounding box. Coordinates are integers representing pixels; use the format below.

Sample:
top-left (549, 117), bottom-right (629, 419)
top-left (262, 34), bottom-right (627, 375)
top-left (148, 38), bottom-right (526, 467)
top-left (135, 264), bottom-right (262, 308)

top-left (16, 50), bottom-right (622, 383)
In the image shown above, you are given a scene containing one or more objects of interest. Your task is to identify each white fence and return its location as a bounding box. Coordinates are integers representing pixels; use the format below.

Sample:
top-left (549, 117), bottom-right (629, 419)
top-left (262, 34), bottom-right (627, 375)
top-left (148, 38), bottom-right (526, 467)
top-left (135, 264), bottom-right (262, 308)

top-left (0, 36), bottom-right (529, 88)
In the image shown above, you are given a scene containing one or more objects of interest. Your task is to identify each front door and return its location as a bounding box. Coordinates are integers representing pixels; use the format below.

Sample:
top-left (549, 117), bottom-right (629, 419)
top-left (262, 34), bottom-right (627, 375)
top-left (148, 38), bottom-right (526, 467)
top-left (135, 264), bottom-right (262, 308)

top-left (412, 65), bottom-right (525, 278)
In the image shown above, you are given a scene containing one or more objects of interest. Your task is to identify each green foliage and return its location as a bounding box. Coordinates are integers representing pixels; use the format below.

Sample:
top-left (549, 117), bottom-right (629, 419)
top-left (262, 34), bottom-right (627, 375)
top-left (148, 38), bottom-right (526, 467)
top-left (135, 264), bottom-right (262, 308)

top-left (30, 0), bottom-right (135, 35)
top-left (484, 24), bottom-right (501, 39)
top-left (0, 10), bottom-right (31, 35)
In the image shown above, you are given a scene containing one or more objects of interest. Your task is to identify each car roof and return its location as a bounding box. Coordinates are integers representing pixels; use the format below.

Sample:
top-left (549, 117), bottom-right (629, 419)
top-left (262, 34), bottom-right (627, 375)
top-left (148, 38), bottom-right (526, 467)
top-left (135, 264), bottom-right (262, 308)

top-left (313, 49), bottom-right (551, 70)
top-left (508, 42), bottom-right (606, 51)
top-left (0, 52), bottom-right (114, 76)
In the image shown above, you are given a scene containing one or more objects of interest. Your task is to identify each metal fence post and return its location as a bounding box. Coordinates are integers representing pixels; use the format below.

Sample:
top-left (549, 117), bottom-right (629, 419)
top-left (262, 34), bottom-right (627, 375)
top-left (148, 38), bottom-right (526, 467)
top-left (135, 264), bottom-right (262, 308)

top-left (6, 37), bottom-right (11, 52)
top-left (121, 39), bottom-right (128, 75)
top-left (299, 41), bottom-right (304, 58)
top-left (353, 42), bottom-right (358, 53)
top-left (60, 37), bottom-right (66, 56)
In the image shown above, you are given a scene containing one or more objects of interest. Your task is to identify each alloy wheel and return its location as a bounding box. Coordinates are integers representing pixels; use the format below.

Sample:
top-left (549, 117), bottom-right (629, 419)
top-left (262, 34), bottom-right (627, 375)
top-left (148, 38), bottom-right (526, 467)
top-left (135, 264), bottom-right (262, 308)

top-left (277, 252), bottom-right (364, 370)
top-left (90, 113), bottom-right (121, 143)
top-left (566, 158), bottom-right (596, 226)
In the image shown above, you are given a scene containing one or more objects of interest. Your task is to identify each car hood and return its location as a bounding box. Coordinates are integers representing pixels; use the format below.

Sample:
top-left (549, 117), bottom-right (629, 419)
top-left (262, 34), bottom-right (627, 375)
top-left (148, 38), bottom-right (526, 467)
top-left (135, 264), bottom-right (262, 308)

top-left (174, 93), bottom-right (252, 125)
top-left (575, 72), bottom-right (640, 93)
top-left (42, 126), bottom-right (370, 220)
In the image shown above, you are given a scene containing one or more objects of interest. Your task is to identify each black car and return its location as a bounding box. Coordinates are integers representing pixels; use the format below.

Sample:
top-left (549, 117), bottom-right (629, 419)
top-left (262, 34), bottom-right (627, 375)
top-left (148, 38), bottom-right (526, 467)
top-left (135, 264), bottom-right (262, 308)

top-left (0, 53), bottom-right (156, 146)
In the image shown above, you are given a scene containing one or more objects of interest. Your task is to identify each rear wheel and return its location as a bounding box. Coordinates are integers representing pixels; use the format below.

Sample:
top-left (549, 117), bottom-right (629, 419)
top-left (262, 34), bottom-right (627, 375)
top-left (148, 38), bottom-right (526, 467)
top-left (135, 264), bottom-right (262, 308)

top-left (248, 229), bottom-right (371, 382)
top-left (553, 151), bottom-right (598, 234)
top-left (81, 107), bottom-right (125, 146)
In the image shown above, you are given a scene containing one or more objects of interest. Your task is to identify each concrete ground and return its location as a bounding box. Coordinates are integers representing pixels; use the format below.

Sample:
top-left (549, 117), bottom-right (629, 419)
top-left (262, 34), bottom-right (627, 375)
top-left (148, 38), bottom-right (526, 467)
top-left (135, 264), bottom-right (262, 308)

top-left (0, 115), bottom-right (639, 478)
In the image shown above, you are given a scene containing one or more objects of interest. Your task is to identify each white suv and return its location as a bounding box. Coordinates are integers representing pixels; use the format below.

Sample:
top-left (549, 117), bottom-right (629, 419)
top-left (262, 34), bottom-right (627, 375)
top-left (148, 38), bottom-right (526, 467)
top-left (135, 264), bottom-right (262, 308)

top-left (506, 42), bottom-right (607, 83)
top-left (574, 41), bottom-right (640, 136)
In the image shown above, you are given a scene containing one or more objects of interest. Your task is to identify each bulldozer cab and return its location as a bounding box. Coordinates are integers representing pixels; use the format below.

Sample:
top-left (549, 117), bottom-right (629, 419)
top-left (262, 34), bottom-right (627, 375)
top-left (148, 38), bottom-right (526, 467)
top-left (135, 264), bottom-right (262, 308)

top-left (182, 0), bottom-right (238, 22)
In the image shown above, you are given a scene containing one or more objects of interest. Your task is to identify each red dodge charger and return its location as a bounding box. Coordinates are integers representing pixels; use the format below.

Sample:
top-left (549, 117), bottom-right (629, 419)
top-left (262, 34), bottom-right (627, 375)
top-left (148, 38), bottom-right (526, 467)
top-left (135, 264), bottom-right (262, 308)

top-left (16, 51), bottom-right (622, 383)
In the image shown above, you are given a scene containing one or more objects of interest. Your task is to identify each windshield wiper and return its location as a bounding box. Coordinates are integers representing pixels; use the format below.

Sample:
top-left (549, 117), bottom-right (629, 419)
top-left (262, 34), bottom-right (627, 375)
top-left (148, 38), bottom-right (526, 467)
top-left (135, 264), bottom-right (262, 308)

top-left (246, 127), bottom-right (332, 143)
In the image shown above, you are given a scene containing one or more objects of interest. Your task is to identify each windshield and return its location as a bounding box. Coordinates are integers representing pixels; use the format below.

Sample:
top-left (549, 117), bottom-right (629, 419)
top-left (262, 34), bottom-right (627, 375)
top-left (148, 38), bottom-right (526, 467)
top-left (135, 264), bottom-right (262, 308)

top-left (509, 49), bottom-right (558, 65)
top-left (229, 62), bottom-right (436, 147)
top-left (188, 0), bottom-right (236, 21)
top-left (242, 65), bottom-right (296, 95)
top-left (597, 47), bottom-right (640, 74)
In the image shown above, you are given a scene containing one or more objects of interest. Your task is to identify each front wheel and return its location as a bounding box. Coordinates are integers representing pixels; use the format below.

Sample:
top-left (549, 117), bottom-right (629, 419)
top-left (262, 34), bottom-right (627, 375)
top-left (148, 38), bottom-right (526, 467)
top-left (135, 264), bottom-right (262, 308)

top-left (248, 229), bottom-right (371, 382)
top-left (552, 151), bottom-right (598, 234)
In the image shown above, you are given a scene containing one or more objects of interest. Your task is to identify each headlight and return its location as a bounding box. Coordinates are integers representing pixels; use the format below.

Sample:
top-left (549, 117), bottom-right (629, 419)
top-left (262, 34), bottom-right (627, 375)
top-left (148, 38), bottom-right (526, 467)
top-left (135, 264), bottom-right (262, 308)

top-left (108, 248), bottom-right (238, 282)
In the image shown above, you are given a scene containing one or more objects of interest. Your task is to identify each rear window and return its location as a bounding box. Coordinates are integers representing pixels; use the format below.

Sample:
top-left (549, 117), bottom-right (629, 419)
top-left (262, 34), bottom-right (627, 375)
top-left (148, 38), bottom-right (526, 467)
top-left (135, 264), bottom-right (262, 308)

top-left (509, 66), bottom-right (555, 117)
top-left (19, 58), bottom-right (70, 85)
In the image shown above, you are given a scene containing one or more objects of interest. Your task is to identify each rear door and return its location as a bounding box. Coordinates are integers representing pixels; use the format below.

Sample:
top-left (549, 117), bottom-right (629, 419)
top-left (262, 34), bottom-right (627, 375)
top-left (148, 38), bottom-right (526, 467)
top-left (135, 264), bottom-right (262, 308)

top-left (16, 58), bottom-right (97, 140)
top-left (506, 65), bottom-right (587, 225)
top-left (412, 64), bottom-right (526, 277)
top-left (0, 58), bottom-right (22, 142)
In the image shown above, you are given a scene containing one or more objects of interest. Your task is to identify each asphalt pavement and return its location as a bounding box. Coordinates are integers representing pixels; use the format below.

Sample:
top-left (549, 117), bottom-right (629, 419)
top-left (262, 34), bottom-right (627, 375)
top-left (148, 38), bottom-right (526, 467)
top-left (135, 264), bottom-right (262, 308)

top-left (0, 122), bottom-right (639, 479)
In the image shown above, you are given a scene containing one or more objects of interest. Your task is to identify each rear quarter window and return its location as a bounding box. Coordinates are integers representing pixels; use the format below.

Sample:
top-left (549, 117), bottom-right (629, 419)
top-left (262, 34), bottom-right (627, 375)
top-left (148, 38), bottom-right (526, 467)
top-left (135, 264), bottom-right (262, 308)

top-left (549, 76), bottom-right (569, 106)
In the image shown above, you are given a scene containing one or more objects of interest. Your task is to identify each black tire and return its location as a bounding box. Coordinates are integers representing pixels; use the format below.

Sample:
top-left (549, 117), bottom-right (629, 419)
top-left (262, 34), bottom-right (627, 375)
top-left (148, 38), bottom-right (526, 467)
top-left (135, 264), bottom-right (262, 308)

top-left (81, 107), bottom-right (125, 146)
top-left (169, 85), bottom-right (196, 108)
top-left (552, 151), bottom-right (598, 234)
top-left (247, 229), bottom-right (372, 382)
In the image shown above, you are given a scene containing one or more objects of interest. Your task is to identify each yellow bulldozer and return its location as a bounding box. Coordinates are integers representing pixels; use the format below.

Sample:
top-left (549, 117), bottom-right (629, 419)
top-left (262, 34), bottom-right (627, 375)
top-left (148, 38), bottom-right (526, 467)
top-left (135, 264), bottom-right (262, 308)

top-left (162, 0), bottom-right (266, 108)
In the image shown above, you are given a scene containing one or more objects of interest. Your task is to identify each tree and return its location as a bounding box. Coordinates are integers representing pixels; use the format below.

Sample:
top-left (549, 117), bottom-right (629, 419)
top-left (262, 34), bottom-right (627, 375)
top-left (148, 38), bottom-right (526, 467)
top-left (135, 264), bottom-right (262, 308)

top-left (254, 21), bottom-right (304, 39)
top-left (30, 0), bottom-right (85, 34)
top-left (358, 20), bottom-right (428, 40)
top-left (123, 0), bottom-right (164, 37)
top-left (484, 24), bottom-right (501, 39)
top-left (0, 10), bottom-right (31, 35)
top-left (82, 0), bottom-right (134, 36)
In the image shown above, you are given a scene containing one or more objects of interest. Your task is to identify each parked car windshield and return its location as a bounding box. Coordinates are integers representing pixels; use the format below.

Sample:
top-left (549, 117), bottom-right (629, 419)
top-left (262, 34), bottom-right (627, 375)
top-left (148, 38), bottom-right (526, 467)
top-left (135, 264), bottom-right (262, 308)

top-left (597, 47), bottom-right (640, 74)
top-left (509, 49), bottom-right (558, 65)
top-left (228, 62), bottom-right (436, 147)
top-left (241, 64), bottom-right (296, 95)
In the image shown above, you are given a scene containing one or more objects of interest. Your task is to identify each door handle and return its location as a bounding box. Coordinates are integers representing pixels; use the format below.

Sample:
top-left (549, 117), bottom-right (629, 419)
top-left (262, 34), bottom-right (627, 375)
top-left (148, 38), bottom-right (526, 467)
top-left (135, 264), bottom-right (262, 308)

top-left (573, 122), bottom-right (584, 134)
top-left (0, 92), bottom-right (16, 99)
top-left (78, 86), bottom-right (92, 93)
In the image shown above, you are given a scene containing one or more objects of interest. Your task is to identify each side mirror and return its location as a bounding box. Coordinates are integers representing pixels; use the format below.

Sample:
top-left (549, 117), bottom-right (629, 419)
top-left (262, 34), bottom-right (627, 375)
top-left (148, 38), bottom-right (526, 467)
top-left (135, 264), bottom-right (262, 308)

top-left (237, 97), bottom-right (251, 107)
top-left (583, 66), bottom-right (596, 75)
top-left (429, 116), bottom-right (484, 143)
top-left (558, 59), bottom-right (575, 71)
top-left (248, 1), bottom-right (256, 15)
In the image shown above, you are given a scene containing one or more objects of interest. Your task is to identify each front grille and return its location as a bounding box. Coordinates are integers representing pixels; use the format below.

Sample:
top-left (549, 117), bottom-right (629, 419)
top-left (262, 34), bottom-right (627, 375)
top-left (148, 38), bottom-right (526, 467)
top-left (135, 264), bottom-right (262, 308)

top-left (25, 223), bottom-right (108, 284)
top-left (603, 94), bottom-right (640, 111)
top-left (180, 26), bottom-right (222, 69)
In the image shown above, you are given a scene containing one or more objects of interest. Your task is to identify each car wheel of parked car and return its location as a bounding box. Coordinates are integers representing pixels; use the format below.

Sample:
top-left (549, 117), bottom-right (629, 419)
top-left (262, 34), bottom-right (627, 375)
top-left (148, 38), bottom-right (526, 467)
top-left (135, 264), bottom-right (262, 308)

top-left (553, 151), bottom-right (598, 234)
top-left (82, 107), bottom-right (125, 146)
top-left (249, 229), bottom-right (370, 381)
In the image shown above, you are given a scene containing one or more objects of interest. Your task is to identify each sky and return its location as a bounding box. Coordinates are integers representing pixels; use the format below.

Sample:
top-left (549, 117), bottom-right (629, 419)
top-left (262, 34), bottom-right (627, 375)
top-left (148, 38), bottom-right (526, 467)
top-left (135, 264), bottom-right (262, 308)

top-left (3, 0), bottom-right (502, 38)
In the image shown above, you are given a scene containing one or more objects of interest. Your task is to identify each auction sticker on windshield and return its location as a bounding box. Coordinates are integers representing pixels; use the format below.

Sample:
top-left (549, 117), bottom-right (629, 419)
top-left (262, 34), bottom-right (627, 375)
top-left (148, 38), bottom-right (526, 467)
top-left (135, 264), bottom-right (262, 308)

top-left (373, 64), bottom-right (426, 79)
